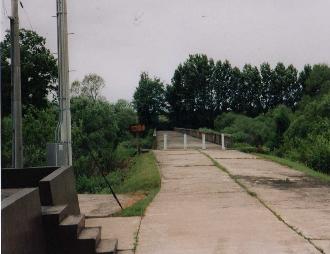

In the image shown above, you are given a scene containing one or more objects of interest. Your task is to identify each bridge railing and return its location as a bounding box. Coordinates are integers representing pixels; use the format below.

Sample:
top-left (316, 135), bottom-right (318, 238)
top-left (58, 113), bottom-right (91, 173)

top-left (174, 127), bottom-right (232, 148)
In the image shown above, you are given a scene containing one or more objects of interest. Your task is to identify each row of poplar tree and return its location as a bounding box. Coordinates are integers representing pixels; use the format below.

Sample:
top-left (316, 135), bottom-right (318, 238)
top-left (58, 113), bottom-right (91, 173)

top-left (165, 54), bottom-right (311, 128)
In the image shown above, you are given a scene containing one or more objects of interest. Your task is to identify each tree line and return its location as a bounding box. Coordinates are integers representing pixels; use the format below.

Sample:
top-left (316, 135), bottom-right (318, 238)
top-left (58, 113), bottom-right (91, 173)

top-left (134, 54), bottom-right (313, 129)
top-left (133, 56), bottom-right (330, 174)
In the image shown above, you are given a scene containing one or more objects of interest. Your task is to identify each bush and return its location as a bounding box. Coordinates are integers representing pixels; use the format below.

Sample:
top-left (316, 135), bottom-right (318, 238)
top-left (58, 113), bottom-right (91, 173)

top-left (1, 117), bottom-right (12, 167)
top-left (76, 170), bottom-right (126, 194)
top-left (281, 92), bottom-right (330, 174)
top-left (305, 134), bottom-right (330, 174)
top-left (1, 105), bottom-right (57, 168)
top-left (232, 143), bottom-right (258, 153)
top-left (269, 105), bottom-right (293, 147)
top-left (221, 114), bottom-right (276, 148)
top-left (71, 97), bottom-right (120, 176)
top-left (214, 112), bottom-right (239, 132)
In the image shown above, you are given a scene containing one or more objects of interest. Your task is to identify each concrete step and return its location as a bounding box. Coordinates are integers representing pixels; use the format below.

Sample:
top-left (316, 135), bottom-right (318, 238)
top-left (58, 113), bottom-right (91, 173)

top-left (96, 239), bottom-right (118, 254)
top-left (59, 214), bottom-right (85, 240)
top-left (42, 205), bottom-right (68, 226)
top-left (77, 227), bottom-right (101, 254)
top-left (42, 205), bottom-right (69, 254)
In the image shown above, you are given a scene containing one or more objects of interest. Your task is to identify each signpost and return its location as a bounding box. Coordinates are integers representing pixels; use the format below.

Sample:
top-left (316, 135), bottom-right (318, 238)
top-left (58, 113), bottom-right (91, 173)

top-left (129, 124), bottom-right (145, 154)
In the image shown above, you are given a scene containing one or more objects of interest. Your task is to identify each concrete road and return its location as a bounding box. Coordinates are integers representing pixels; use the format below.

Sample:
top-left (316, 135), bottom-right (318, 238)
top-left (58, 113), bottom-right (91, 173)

top-left (135, 131), bottom-right (329, 254)
top-left (204, 149), bottom-right (330, 253)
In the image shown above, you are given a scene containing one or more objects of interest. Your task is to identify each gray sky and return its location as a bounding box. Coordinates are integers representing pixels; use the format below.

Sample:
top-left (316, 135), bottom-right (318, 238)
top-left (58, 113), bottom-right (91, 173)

top-left (1, 0), bottom-right (330, 102)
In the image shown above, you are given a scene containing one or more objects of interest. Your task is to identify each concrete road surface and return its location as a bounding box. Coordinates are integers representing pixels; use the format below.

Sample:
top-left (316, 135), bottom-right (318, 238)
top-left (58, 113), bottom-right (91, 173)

top-left (135, 131), bottom-right (330, 254)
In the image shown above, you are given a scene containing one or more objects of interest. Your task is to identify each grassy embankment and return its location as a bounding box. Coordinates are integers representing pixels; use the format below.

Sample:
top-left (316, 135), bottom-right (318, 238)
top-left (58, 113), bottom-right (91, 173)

top-left (114, 152), bottom-right (161, 216)
top-left (229, 143), bottom-right (330, 183)
top-left (254, 153), bottom-right (330, 184)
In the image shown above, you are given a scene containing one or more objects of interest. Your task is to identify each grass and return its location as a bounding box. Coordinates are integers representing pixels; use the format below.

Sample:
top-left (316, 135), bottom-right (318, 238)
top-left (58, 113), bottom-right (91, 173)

top-left (254, 153), bottom-right (330, 183)
top-left (114, 152), bottom-right (161, 216)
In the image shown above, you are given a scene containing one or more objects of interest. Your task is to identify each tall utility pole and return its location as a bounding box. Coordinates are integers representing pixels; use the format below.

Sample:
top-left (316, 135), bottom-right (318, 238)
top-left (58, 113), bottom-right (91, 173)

top-left (10, 0), bottom-right (23, 168)
top-left (57, 0), bottom-right (72, 166)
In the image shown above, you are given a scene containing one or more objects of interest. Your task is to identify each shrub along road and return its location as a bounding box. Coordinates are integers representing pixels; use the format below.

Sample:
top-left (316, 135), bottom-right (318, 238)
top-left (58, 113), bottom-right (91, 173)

top-left (135, 131), bottom-right (330, 254)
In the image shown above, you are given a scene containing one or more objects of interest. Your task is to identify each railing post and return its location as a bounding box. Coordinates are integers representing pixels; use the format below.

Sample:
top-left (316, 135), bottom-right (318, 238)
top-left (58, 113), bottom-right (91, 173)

top-left (221, 133), bottom-right (225, 150)
top-left (164, 134), bottom-right (167, 150)
top-left (202, 133), bottom-right (206, 150)
top-left (184, 133), bottom-right (187, 149)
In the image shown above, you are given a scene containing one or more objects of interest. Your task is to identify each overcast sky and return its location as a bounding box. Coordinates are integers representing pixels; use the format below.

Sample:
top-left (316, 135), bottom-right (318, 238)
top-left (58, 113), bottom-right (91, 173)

top-left (1, 0), bottom-right (330, 102)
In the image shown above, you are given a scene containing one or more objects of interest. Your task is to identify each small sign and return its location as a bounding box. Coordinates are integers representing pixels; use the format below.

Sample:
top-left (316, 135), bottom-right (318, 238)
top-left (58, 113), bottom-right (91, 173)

top-left (129, 124), bottom-right (145, 133)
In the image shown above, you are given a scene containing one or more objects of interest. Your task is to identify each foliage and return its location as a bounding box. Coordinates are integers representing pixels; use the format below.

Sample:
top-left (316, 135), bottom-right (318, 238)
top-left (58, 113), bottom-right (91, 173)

top-left (256, 153), bottom-right (330, 183)
top-left (165, 54), bottom-right (308, 128)
top-left (71, 96), bottom-right (119, 176)
top-left (23, 106), bottom-right (58, 166)
top-left (133, 72), bottom-right (165, 128)
top-left (220, 113), bottom-right (276, 149)
top-left (71, 73), bottom-right (106, 101)
top-left (214, 112), bottom-right (240, 132)
top-left (266, 105), bottom-right (293, 148)
top-left (1, 106), bottom-right (57, 167)
top-left (281, 91), bottom-right (330, 174)
top-left (215, 105), bottom-right (292, 151)
top-left (1, 117), bottom-right (13, 167)
top-left (213, 75), bottom-right (330, 174)
top-left (1, 29), bottom-right (57, 116)
top-left (304, 64), bottom-right (330, 96)
top-left (76, 152), bottom-right (161, 216)
top-left (232, 143), bottom-right (261, 153)
top-left (116, 152), bottom-right (160, 193)
top-left (113, 99), bottom-right (137, 142)
top-left (198, 128), bottom-right (221, 135)
top-left (114, 152), bottom-right (161, 216)
top-left (167, 54), bottom-right (214, 128)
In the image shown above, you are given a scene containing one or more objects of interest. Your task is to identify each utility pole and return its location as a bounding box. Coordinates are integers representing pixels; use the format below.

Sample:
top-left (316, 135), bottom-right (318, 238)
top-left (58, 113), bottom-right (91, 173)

top-left (57, 0), bottom-right (72, 166)
top-left (10, 0), bottom-right (23, 168)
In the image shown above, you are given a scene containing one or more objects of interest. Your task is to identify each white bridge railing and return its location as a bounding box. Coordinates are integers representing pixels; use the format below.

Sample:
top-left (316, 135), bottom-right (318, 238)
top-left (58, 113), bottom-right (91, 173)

top-left (161, 128), bottom-right (231, 150)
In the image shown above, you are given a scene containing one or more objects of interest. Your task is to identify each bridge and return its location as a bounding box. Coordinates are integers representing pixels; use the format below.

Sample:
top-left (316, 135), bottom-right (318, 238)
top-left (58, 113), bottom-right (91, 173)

top-left (135, 131), bottom-right (330, 254)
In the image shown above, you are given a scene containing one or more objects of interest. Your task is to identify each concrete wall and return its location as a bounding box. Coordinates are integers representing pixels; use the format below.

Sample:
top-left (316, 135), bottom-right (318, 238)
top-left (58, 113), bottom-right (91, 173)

top-left (39, 166), bottom-right (80, 215)
top-left (2, 167), bottom-right (58, 188)
top-left (1, 188), bottom-right (47, 254)
top-left (2, 166), bottom-right (80, 254)
top-left (2, 166), bottom-right (80, 215)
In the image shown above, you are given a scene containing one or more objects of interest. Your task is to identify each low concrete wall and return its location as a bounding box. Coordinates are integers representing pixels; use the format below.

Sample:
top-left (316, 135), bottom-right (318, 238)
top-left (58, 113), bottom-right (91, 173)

top-left (174, 127), bottom-right (232, 148)
top-left (2, 166), bottom-right (58, 188)
top-left (1, 188), bottom-right (47, 254)
top-left (39, 166), bottom-right (80, 215)
top-left (2, 166), bottom-right (80, 215)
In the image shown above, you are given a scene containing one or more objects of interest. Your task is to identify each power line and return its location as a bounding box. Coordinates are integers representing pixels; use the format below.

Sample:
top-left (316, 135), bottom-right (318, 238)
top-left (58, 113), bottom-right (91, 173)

top-left (19, 1), bottom-right (33, 30)
top-left (2, 0), bottom-right (9, 17)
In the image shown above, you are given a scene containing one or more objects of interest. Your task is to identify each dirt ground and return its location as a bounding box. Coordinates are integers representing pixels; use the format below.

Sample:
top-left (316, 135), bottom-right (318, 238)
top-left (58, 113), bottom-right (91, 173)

top-left (78, 193), bottom-right (145, 217)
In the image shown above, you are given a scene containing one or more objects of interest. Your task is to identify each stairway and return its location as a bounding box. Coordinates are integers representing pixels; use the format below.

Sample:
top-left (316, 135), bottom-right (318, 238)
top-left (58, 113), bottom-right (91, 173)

top-left (42, 205), bottom-right (117, 254)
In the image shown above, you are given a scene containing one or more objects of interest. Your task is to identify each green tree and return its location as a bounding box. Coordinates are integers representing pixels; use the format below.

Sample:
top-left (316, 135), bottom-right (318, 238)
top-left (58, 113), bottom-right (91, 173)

top-left (113, 99), bottom-right (137, 141)
top-left (214, 112), bottom-right (239, 132)
top-left (1, 106), bottom-right (57, 167)
top-left (241, 64), bottom-right (262, 116)
top-left (71, 97), bottom-right (119, 176)
top-left (133, 72), bottom-right (165, 128)
top-left (283, 64), bottom-right (299, 108)
top-left (71, 73), bottom-right (106, 101)
top-left (211, 60), bottom-right (233, 114)
top-left (282, 91), bottom-right (330, 173)
top-left (304, 64), bottom-right (330, 96)
top-left (260, 63), bottom-right (274, 111)
top-left (1, 29), bottom-right (57, 116)
top-left (270, 105), bottom-right (293, 148)
top-left (167, 54), bottom-right (214, 127)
